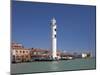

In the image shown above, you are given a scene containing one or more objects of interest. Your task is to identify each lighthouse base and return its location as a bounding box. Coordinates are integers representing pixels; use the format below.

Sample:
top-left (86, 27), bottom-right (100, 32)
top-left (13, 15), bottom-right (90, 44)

top-left (51, 56), bottom-right (60, 61)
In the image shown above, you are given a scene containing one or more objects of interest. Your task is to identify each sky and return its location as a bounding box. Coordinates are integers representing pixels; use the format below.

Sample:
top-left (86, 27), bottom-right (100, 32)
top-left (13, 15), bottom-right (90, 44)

top-left (12, 1), bottom-right (96, 56)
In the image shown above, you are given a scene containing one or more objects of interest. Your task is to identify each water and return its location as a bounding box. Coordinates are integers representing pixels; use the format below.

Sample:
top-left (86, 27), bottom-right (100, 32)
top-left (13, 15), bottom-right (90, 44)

top-left (11, 58), bottom-right (96, 74)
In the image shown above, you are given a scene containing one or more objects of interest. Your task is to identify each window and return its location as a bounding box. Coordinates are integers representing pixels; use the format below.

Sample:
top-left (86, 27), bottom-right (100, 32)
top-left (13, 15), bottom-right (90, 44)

top-left (34, 52), bottom-right (36, 55)
top-left (55, 29), bottom-right (56, 31)
top-left (23, 51), bottom-right (25, 53)
top-left (55, 35), bottom-right (56, 38)
top-left (26, 51), bottom-right (28, 53)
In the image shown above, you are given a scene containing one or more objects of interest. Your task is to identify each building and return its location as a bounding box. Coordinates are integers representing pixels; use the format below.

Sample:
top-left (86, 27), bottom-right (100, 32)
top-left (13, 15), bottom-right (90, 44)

top-left (30, 48), bottom-right (52, 61)
top-left (81, 53), bottom-right (91, 58)
top-left (11, 42), bottom-right (31, 63)
top-left (11, 42), bottom-right (74, 62)
top-left (30, 48), bottom-right (61, 61)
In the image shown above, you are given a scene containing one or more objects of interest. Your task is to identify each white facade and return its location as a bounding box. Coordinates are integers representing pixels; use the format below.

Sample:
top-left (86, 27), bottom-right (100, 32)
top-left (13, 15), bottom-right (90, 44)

top-left (82, 53), bottom-right (88, 58)
top-left (51, 17), bottom-right (57, 60)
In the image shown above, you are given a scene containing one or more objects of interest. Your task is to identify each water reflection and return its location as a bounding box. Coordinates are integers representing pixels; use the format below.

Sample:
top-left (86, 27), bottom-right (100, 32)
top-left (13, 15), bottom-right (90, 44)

top-left (49, 61), bottom-right (59, 71)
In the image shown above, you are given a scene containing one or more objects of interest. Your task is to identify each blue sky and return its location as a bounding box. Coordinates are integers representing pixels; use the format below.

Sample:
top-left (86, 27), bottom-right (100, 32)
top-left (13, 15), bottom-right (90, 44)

top-left (12, 1), bottom-right (96, 56)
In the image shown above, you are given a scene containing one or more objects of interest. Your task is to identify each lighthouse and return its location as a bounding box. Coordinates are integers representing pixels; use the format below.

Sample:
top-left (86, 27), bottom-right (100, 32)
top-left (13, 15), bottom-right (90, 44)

top-left (51, 17), bottom-right (57, 60)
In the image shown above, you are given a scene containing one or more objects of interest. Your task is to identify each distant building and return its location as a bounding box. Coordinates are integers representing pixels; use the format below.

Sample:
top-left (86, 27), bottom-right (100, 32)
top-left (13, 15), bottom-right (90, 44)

top-left (30, 48), bottom-right (61, 61)
top-left (60, 52), bottom-right (74, 60)
top-left (11, 42), bottom-right (31, 63)
top-left (30, 48), bottom-right (50, 61)
top-left (82, 53), bottom-right (91, 58)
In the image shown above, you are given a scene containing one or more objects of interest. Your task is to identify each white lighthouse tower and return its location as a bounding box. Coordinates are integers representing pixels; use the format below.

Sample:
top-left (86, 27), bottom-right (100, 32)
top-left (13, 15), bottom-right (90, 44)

top-left (51, 17), bottom-right (57, 60)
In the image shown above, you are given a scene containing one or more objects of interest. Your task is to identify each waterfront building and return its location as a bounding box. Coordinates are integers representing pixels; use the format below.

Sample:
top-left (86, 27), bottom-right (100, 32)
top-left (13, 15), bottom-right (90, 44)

top-left (82, 53), bottom-right (91, 58)
top-left (30, 48), bottom-right (50, 61)
top-left (60, 52), bottom-right (74, 60)
top-left (30, 48), bottom-right (62, 61)
top-left (11, 42), bottom-right (85, 62)
top-left (11, 42), bottom-right (31, 63)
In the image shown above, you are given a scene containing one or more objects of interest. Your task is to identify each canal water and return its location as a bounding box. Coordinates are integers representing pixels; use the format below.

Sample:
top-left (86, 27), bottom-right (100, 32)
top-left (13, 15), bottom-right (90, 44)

top-left (11, 58), bottom-right (96, 74)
